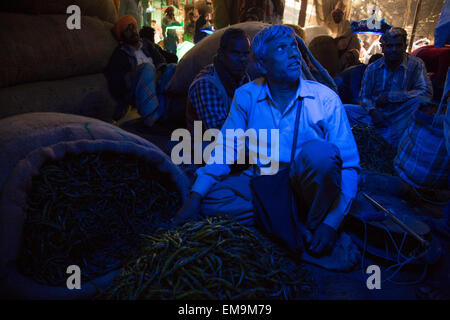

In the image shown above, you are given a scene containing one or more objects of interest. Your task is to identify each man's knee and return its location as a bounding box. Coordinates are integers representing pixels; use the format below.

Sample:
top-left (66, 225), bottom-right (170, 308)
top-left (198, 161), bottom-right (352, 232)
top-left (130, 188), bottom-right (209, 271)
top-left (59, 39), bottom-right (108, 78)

top-left (292, 140), bottom-right (342, 180)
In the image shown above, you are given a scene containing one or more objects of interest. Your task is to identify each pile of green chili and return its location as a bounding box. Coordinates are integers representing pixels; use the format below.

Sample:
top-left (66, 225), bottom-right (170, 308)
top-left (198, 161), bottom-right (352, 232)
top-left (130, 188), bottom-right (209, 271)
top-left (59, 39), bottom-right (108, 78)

top-left (18, 152), bottom-right (181, 286)
top-left (351, 125), bottom-right (397, 175)
top-left (100, 217), bottom-right (317, 300)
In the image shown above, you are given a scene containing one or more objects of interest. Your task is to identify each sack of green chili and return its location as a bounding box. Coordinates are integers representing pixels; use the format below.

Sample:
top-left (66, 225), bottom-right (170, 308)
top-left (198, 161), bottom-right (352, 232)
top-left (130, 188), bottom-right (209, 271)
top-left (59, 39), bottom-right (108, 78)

top-left (0, 112), bottom-right (190, 299)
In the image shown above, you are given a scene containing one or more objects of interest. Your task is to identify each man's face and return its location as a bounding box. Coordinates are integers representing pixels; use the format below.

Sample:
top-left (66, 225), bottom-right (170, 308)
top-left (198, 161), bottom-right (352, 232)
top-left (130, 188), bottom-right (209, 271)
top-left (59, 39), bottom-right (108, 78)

top-left (260, 35), bottom-right (302, 84)
top-left (332, 11), bottom-right (344, 24)
top-left (381, 37), bottom-right (406, 65)
top-left (220, 37), bottom-right (251, 78)
top-left (122, 23), bottom-right (140, 45)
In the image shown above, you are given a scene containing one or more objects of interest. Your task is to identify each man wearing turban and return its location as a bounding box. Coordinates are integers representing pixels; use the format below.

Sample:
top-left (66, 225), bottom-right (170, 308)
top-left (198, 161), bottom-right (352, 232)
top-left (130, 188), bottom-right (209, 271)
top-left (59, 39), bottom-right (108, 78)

top-left (106, 15), bottom-right (175, 127)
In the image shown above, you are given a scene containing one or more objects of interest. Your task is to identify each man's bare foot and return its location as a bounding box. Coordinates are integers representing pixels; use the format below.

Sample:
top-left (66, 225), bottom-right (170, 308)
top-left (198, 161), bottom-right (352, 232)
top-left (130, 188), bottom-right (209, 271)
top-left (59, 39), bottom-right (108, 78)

top-left (301, 232), bottom-right (361, 272)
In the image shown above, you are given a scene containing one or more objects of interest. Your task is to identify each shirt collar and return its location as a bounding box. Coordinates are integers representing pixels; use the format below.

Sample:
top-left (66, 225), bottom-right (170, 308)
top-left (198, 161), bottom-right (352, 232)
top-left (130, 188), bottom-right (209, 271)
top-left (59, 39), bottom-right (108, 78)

top-left (380, 54), bottom-right (408, 70)
top-left (256, 77), bottom-right (315, 104)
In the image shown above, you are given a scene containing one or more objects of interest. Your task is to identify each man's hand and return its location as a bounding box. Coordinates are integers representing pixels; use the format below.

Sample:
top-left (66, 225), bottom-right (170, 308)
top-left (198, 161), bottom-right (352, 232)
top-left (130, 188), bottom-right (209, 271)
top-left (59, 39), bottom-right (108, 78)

top-left (369, 109), bottom-right (387, 128)
top-left (307, 223), bottom-right (337, 256)
top-left (375, 93), bottom-right (389, 108)
top-left (172, 191), bottom-right (202, 226)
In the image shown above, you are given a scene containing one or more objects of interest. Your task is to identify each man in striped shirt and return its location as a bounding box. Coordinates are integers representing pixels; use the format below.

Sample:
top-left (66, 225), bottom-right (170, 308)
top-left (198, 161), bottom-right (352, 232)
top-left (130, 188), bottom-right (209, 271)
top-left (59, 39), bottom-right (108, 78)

top-left (358, 27), bottom-right (433, 147)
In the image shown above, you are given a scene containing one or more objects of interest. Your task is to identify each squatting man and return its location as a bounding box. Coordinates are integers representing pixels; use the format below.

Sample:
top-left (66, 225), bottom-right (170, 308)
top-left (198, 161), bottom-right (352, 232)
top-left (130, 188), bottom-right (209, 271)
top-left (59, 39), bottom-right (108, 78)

top-left (174, 25), bottom-right (360, 258)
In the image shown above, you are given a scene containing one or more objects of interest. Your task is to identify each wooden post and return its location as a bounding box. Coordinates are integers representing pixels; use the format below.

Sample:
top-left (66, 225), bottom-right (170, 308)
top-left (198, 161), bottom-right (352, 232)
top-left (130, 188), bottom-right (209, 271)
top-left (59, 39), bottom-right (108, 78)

top-left (408, 0), bottom-right (423, 53)
top-left (403, 0), bottom-right (413, 29)
top-left (298, 0), bottom-right (308, 27)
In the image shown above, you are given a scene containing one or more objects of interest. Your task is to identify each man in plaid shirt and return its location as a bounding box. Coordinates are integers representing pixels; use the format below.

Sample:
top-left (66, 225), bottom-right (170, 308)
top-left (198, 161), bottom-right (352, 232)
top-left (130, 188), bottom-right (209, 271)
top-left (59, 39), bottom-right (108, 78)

top-left (186, 28), bottom-right (251, 133)
top-left (356, 27), bottom-right (433, 147)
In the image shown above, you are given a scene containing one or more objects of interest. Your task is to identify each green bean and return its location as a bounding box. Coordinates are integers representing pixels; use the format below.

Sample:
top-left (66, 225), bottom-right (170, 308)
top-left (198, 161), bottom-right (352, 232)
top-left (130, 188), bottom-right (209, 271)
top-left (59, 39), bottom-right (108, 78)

top-left (18, 151), bottom-right (182, 286)
top-left (99, 217), bottom-right (317, 300)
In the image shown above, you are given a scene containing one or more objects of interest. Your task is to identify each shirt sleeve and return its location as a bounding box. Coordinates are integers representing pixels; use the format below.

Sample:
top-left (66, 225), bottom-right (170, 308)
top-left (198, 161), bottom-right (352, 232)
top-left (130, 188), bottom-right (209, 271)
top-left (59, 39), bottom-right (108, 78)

top-left (386, 59), bottom-right (433, 103)
top-left (191, 92), bottom-right (249, 197)
top-left (322, 93), bottom-right (360, 230)
top-left (189, 79), bottom-right (229, 130)
top-left (360, 65), bottom-right (377, 111)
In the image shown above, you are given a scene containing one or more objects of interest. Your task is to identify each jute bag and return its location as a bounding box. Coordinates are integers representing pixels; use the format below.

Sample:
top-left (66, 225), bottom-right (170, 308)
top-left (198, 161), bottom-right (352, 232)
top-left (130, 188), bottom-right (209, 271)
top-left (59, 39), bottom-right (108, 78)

top-left (0, 113), bottom-right (190, 299)
top-left (394, 101), bottom-right (450, 189)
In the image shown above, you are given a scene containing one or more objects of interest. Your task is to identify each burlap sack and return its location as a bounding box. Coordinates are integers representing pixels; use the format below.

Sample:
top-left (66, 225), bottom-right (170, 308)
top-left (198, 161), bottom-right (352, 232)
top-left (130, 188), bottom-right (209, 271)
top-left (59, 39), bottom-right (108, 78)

top-left (164, 21), bottom-right (269, 96)
top-left (308, 35), bottom-right (339, 78)
top-left (0, 73), bottom-right (118, 122)
top-left (0, 13), bottom-right (117, 88)
top-left (303, 25), bottom-right (332, 46)
top-left (0, 0), bottom-right (118, 24)
top-left (0, 112), bottom-right (190, 299)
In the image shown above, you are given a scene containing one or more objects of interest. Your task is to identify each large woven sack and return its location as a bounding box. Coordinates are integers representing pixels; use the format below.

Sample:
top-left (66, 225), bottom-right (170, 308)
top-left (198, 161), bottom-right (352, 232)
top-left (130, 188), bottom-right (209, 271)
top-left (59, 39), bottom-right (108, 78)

top-left (0, 13), bottom-right (117, 88)
top-left (0, 0), bottom-right (118, 24)
top-left (303, 25), bottom-right (332, 46)
top-left (164, 22), bottom-right (269, 96)
top-left (212, 0), bottom-right (240, 30)
top-left (308, 35), bottom-right (339, 78)
top-left (0, 73), bottom-right (118, 122)
top-left (394, 107), bottom-right (450, 189)
top-left (0, 112), bottom-right (190, 299)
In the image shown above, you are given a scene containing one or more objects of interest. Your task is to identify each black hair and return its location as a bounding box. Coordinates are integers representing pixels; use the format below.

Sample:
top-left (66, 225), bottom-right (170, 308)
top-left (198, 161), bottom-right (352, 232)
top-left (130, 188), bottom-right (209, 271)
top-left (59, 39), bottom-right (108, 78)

top-left (139, 26), bottom-right (155, 43)
top-left (380, 27), bottom-right (408, 46)
top-left (219, 28), bottom-right (249, 50)
top-left (368, 53), bottom-right (383, 64)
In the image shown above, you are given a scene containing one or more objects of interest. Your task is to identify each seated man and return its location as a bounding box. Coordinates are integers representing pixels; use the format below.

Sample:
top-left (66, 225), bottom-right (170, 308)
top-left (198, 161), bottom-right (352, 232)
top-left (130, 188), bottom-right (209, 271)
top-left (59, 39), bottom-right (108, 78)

top-left (105, 15), bottom-right (172, 126)
top-left (139, 26), bottom-right (178, 64)
top-left (351, 27), bottom-right (433, 147)
top-left (175, 25), bottom-right (360, 259)
top-left (186, 28), bottom-right (251, 134)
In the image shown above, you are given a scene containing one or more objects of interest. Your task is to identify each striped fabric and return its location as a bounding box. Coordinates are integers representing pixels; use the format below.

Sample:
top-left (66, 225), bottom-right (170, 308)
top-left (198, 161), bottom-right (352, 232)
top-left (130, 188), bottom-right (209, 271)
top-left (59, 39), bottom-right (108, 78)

top-left (394, 109), bottom-right (450, 188)
top-left (360, 54), bottom-right (433, 112)
top-left (188, 64), bottom-right (250, 130)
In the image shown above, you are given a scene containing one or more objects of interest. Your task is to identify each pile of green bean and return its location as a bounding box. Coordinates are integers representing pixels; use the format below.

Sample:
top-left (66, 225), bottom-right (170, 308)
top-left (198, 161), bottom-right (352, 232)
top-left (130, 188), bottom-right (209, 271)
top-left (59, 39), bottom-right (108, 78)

top-left (100, 217), bottom-right (317, 300)
top-left (18, 152), bottom-right (181, 286)
top-left (351, 125), bottom-right (397, 175)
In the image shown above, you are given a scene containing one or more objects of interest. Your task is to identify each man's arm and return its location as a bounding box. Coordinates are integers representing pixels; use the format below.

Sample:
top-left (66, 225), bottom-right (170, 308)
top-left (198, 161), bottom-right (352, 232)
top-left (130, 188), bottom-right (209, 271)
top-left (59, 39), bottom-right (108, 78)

top-left (359, 64), bottom-right (377, 112)
top-left (189, 79), bottom-right (230, 130)
top-left (143, 39), bottom-right (167, 71)
top-left (105, 48), bottom-right (133, 103)
top-left (174, 92), bottom-right (249, 223)
top-left (360, 65), bottom-right (388, 127)
top-left (323, 93), bottom-right (360, 230)
top-left (385, 58), bottom-right (433, 103)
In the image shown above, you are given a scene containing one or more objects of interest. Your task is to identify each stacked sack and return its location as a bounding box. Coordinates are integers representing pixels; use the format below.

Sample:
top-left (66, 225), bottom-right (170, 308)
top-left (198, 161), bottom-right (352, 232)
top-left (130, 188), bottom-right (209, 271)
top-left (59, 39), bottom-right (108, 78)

top-left (0, 0), bottom-right (120, 122)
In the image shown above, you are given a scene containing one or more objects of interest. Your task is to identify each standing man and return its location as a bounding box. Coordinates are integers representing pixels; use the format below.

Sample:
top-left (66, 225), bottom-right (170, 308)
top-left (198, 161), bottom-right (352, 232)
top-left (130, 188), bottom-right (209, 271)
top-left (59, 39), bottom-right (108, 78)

top-left (358, 27), bottom-right (433, 147)
top-left (176, 25), bottom-right (360, 259)
top-left (186, 28), bottom-right (251, 133)
top-left (105, 15), bottom-right (171, 126)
